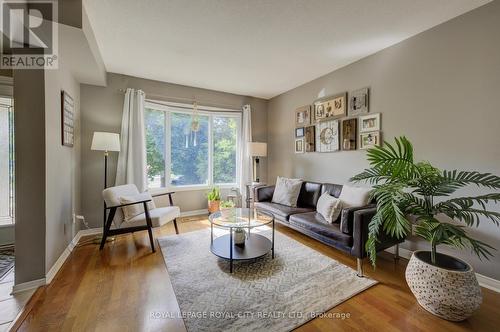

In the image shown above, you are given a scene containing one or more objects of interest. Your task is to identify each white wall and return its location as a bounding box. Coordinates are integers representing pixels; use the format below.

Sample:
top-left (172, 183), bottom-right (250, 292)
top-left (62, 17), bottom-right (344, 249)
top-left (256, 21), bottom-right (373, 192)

top-left (267, 1), bottom-right (500, 280)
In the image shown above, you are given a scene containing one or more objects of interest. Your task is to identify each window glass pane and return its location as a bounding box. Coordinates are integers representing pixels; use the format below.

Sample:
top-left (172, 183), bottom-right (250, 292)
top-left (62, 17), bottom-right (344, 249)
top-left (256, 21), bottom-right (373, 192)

top-left (170, 112), bottom-right (209, 186)
top-left (213, 116), bottom-right (237, 184)
top-left (145, 108), bottom-right (165, 188)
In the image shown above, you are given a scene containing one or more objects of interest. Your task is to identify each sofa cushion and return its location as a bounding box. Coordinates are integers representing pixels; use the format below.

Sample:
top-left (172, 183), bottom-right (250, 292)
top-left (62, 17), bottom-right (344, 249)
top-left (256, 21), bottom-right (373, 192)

top-left (321, 183), bottom-right (343, 198)
top-left (289, 212), bottom-right (352, 247)
top-left (316, 192), bottom-right (343, 223)
top-left (297, 181), bottom-right (323, 208)
top-left (254, 202), bottom-right (314, 221)
top-left (339, 185), bottom-right (372, 208)
top-left (272, 176), bottom-right (303, 207)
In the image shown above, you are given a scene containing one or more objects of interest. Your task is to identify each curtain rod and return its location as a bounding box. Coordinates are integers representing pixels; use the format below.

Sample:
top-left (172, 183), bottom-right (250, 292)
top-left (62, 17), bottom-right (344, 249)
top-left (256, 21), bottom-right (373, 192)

top-left (117, 88), bottom-right (243, 111)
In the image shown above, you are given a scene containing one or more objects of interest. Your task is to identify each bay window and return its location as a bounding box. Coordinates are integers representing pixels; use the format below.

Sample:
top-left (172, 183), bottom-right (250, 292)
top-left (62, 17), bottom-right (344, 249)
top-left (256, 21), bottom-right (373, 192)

top-left (144, 101), bottom-right (240, 190)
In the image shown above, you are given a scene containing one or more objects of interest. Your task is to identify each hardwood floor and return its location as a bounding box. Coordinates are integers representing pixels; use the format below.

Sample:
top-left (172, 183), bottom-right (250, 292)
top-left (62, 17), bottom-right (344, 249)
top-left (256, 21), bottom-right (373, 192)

top-left (14, 215), bottom-right (500, 331)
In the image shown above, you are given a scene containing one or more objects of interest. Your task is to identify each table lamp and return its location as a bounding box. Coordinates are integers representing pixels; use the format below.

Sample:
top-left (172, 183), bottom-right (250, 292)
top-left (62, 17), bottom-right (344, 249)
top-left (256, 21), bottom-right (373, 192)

top-left (248, 142), bottom-right (267, 183)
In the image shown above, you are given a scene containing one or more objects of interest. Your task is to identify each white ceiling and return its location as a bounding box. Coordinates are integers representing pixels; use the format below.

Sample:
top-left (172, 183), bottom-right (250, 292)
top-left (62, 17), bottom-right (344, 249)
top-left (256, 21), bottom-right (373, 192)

top-left (84, 0), bottom-right (490, 99)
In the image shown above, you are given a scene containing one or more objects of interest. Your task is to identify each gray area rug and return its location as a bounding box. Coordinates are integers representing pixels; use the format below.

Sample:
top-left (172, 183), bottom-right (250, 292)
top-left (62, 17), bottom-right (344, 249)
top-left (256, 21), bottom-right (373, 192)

top-left (0, 246), bottom-right (14, 280)
top-left (158, 229), bottom-right (377, 332)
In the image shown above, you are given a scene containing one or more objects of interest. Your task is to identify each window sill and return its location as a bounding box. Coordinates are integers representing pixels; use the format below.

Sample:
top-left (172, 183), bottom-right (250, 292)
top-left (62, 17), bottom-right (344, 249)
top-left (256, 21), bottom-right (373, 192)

top-left (149, 184), bottom-right (238, 194)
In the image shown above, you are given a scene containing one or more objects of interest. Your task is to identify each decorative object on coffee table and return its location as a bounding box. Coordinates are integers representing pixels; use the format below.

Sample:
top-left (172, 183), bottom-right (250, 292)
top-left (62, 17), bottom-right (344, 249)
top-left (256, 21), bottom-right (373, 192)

top-left (317, 119), bottom-right (339, 152)
top-left (209, 208), bottom-right (275, 273)
top-left (342, 118), bottom-right (357, 150)
top-left (352, 136), bottom-right (500, 321)
top-left (207, 186), bottom-right (221, 213)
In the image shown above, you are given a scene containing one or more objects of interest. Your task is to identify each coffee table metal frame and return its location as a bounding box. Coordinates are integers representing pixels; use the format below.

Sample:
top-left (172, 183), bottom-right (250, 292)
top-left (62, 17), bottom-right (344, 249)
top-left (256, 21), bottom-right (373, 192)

top-left (209, 208), bottom-right (275, 273)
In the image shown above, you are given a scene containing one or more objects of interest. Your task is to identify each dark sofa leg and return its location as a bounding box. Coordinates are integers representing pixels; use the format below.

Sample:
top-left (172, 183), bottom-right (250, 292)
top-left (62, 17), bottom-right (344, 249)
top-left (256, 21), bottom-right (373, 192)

top-left (394, 244), bottom-right (400, 261)
top-left (173, 218), bottom-right (179, 234)
top-left (356, 258), bottom-right (364, 277)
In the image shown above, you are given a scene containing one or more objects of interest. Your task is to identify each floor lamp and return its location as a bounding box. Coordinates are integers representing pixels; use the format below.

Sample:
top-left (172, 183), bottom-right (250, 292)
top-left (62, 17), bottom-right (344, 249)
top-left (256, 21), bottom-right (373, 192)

top-left (248, 142), bottom-right (267, 183)
top-left (91, 132), bottom-right (121, 241)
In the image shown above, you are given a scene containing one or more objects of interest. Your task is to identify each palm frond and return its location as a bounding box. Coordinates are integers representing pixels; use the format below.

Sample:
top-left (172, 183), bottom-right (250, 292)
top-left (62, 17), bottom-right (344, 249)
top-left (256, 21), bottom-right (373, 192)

top-left (442, 170), bottom-right (500, 190)
top-left (364, 136), bottom-right (420, 181)
top-left (434, 194), bottom-right (500, 227)
top-left (366, 213), bottom-right (384, 266)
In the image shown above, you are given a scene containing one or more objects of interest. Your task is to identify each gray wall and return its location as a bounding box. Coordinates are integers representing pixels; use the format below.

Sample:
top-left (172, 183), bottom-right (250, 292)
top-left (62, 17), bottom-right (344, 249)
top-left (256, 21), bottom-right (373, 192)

top-left (44, 45), bottom-right (82, 273)
top-left (81, 73), bottom-right (268, 228)
top-left (13, 68), bottom-right (46, 285)
top-left (267, 1), bottom-right (500, 280)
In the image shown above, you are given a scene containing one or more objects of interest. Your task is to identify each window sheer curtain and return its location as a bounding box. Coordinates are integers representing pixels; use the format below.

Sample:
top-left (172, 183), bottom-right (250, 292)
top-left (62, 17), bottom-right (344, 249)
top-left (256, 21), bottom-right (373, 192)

top-left (115, 88), bottom-right (148, 192)
top-left (239, 104), bottom-right (253, 199)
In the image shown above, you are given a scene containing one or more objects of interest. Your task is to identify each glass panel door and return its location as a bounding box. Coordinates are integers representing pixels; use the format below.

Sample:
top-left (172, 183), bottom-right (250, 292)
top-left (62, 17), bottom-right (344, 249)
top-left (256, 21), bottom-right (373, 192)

top-left (0, 97), bottom-right (14, 225)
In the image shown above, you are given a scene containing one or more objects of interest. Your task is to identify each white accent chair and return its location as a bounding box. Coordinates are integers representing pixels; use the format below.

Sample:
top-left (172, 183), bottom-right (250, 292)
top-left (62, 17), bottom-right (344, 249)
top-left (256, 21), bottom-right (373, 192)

top-left (101, 184), bottom-right (180, 252)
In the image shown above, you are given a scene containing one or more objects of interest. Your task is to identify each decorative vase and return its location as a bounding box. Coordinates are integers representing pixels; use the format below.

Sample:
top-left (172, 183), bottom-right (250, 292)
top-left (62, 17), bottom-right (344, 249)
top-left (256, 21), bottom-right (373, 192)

top-left (233, 229), bottom-right (246, 246)
top-left (405, 250), bottom-right (482, 321)
top-left (208, 200), bottom-right (220, 214)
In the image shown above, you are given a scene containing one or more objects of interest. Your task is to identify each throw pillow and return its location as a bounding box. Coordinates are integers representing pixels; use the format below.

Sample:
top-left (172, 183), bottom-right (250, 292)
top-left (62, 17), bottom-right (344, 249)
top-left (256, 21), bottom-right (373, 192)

top-left (119, 192), bottom-right (156, 221)
top-left (272, 176), bottom-right (303, 207)
top-left (338, 185), bottom-right (372, 208)
top-left (316, 192), bottom-right (343, 223)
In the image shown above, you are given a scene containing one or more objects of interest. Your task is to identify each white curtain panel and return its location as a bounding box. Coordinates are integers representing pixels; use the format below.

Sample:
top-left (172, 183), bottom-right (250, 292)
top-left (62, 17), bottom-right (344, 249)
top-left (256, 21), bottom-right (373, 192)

top-left (239, 104), bottom-right (253, 199)
top-left (115, 88), bottom-right (148, 192)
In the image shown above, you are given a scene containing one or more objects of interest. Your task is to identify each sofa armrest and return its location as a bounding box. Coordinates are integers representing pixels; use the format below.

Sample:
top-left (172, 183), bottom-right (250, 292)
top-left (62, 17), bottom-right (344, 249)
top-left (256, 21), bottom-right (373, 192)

top-left (350, 207), bottom-right (376, 258)
top-left (254, 185), bottom-right (275, 202)
top-left (340, 204), bottom-right (376, 234)
top-left (350, 207), bottom-right (406, 259)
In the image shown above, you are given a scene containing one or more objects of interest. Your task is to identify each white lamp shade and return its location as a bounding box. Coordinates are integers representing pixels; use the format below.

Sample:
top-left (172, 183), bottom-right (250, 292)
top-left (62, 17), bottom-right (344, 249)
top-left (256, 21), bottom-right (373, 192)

top-left (248, 142), bottom-right (267, 157)
top-left (91, 132), bottom-right (121, 152)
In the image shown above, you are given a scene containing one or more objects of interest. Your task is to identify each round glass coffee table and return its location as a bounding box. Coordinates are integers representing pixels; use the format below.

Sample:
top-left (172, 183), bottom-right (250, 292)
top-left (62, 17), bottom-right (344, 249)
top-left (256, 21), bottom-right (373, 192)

top-left (209, 208), bottom-right (275, 273)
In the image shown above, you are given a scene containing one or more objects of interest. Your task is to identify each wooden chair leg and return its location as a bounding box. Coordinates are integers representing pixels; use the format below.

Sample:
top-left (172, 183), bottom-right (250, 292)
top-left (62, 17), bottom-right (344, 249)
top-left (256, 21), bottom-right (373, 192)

top-left (100, 207), bottom-right (116, 250)
top-left (143, 202), bottom-right (155, 252)
top-left (173, 218), bottom-right (179, 234)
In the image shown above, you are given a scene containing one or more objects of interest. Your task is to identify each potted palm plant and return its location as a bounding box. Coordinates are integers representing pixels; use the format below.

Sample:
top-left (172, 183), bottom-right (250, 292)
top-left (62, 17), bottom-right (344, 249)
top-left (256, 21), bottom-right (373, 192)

top-left (207, 187), bottom-right (221, 214)
top-left (352, 137), bottom-right (500, 321)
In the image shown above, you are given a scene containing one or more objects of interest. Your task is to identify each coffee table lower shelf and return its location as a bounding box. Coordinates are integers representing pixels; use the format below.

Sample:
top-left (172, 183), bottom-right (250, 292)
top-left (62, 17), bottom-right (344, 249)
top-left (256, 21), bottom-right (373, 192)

top-left (210, 233), bottom-right (273, 273)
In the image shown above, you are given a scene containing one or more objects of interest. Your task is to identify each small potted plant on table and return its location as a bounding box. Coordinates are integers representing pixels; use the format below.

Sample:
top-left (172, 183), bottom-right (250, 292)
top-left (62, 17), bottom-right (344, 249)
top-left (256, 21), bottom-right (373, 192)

top-left (352, 136), bottom-right (500, 321)
top-left (207, 187), bottom-right (221, 214)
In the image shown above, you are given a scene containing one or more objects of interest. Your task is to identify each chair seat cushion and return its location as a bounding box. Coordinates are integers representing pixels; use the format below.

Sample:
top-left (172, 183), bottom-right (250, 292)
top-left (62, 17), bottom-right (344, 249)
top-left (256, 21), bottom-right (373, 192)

top-left (254, 202), bottom-right (314, 221)
top-left (122, 206), bottom-right (180, 228)
top-left (289, 212), bottom-right (352, 247)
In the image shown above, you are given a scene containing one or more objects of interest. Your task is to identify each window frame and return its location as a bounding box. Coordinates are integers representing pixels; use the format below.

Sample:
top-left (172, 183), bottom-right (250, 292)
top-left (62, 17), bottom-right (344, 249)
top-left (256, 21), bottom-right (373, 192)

top-left (145, 100), bottom-right (241, 193)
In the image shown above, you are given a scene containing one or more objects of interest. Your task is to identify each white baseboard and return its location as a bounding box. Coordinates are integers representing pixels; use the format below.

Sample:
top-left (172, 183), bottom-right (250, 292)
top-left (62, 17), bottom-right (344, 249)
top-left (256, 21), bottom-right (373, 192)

top-left (12, 278), bottom-right (46, 294)
top-left (180, 209), bottom-right (208, 217)
top-left (384, 245), bottom-right (500, 293)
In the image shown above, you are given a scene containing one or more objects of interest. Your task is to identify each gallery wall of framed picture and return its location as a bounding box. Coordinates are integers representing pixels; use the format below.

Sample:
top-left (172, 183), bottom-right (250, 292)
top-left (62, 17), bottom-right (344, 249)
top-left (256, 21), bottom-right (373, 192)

top-left (293, 87), bottom-right (381, 153)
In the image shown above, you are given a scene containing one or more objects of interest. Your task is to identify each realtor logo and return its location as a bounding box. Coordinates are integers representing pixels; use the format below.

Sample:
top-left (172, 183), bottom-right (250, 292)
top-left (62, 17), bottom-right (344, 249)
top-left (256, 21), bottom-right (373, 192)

top-left (0, 0), bottom-right (58, 69)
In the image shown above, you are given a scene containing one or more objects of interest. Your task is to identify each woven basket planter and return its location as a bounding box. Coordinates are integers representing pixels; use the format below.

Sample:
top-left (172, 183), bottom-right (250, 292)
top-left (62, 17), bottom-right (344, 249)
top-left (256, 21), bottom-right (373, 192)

top-left (405, 250), bottom-right (482, 321)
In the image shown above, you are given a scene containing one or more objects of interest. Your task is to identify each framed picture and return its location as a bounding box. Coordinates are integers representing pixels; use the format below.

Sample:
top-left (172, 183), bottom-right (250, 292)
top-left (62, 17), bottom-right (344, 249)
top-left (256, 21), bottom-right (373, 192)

top-left (314, 93), bottom-right (347, 122)
top-left (359, 113), bottom-right (381, 133)
top-left (349, 87), bottom-right (369, 116)
top-left (305, 125), bottom-right (315, 152)
top-left (360, 131), bottom-right (381, 150)
top-left (295, 105), bottom-right (311, 127)
top-left (61, 90), bottom-right (74, 147)
top-left (294, 138), bottom-right (305, 153)
top-left (342, 118), bottom-right (357, 150)
top-left (316, 119), bottom-right (339, 153)
top-left (295, 127), bottom-right (304, 137)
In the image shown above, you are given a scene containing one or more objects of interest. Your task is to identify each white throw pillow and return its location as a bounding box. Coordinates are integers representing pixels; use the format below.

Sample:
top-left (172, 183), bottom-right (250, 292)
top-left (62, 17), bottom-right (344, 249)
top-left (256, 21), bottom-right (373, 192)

top-left (339, 185), bottom-right (372, 208)
top-left (272, 176), bottom-right (303, 207)
top-left (316, 192), bottom-right (343, 223)
top-left (119, 192), bottom-right (156, 221)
